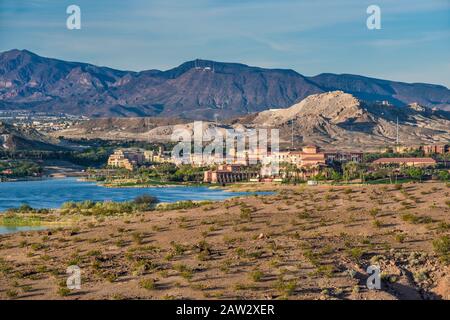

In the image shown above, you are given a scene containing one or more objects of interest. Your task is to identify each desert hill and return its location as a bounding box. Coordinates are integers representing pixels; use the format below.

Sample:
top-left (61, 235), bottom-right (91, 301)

top-left (0, 122), bottom-right (64, 151)
top-left (246, 91), bottom-right (450, 149)
top-left (51, 91), bottom-right (450, 150)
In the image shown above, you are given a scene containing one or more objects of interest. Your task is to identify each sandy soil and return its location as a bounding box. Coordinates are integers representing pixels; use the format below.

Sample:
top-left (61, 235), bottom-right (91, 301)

top-left (0, 182), bottom-right (448, 300)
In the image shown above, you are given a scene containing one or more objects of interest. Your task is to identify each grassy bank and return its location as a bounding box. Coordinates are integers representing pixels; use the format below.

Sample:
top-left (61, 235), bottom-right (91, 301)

top-left (0, 195), bottom-right (218, 228)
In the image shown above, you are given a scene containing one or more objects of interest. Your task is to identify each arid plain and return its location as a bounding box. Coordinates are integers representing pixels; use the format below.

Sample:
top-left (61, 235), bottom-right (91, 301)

top-left (0, 182), bottom-right (449, 300)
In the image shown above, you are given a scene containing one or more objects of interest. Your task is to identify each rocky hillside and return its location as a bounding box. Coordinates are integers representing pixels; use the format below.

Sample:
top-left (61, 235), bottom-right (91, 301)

top-left (51, 117), bottom-right (190, 142)
top-left (52, 91), bottom-right (450, 150)
top-left (1, 50), bottom-right (449, 119)
top-left (0, 122), bottom-right (64, 151)
top-left (248, 91), bottom-right (450, 149)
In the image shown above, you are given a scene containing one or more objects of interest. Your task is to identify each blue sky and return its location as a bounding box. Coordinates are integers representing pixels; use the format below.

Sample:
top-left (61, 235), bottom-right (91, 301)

top-left (0, 0), bottom-right (449, 86)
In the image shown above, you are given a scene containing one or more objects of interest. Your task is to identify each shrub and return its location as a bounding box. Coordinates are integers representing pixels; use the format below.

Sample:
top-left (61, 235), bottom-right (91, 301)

top-left (57, 287), bottom-right (71, 297)
top-left (248, 250), bottom-right (263, 259)
top-left (437, 222), bottom-right (450, 232)
top-left (174, 264), bottom-right (194, 280)
top-left (372, 220), bottom-right (383, 228)
top-left (31, 243), bottom-right (47, 251)
top-left (437, 170), bottom-right (449, 182)
top-left (346, 247), bottom-right (365, 262)
top-left (297, 210), bottom-right (310, 219)
top-left (197, 251), bottom-right (209, 261)
top-left (314, 265), bottom-right (335, 278)
top-left (61, 199), bottom-right (149, 216)
top-left (171, 242), bottom-right (186, 256)
top-left (115, 239), bottom-right (126, 247)
top-left (21, 285), bottom-right (32, 293)
top-left (369, 208), bottom-right (380, 218)
top-left (394, 233), bottom-right (406, 243)
top-left (433, 236), bottom-right (449, 264)
top-left (157, 201), bottom-right (201, 211)
top-left (240, 207), bottom-right (252, 221)
top-left (18, 204), bottom-right (33, 212)
top-left (274, 279), bottom-right (296, 296)
top-left (132, 232), bottom-right (143, 245)
top-left (6, 289), bottom-right (18, 298)
top-left (133, 195), bottom-right (159, 209)
top-left (139, 278), bottom-right (157, 290)
top-left (401, 213), bottom-right (433, 224)
top-left (196, 240), bottom-right (211, 253)
top-left (250, 270), bottom-right (264, 282)
top-left (105, 273), bottom-right (118, 283)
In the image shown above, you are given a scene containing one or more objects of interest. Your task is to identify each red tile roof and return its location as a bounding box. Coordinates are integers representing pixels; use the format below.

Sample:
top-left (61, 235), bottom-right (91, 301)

top-left (373, 157), bottom-right (436, 164)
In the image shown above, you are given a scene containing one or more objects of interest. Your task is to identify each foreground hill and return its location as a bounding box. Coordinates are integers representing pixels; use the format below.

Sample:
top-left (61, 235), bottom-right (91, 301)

top-left (53, 92), bottom-right (450, 150)
top-left (0, 183), bottom-right (448, 299)
top-left (1, 50), bottom-right (449, 119)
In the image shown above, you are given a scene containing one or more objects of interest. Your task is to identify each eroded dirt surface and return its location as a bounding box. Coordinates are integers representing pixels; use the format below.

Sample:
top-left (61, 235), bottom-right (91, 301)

top-left (0, 182), bottom-right (448, 300)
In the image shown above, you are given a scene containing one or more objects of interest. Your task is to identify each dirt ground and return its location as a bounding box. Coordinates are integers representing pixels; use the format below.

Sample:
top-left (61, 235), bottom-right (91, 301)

top-left (0, 182), bottom-right (449, 300)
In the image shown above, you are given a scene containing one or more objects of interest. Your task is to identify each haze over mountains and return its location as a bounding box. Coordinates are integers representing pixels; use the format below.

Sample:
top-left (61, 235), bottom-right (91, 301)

top-left (1, 49), bottom-right (449, 120)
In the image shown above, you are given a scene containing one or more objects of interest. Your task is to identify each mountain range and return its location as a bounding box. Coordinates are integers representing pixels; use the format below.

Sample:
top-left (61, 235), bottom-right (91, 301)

top-left (1, 49), bottom-right (449, 120)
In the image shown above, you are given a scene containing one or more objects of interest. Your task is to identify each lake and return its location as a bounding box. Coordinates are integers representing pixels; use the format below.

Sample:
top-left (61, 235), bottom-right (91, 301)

top-left (0, 178), bottom-right (268, 234)
top-left (0, 226), bottom-right (47, 235)
top-left (0, 178), bottom-right (259, 212)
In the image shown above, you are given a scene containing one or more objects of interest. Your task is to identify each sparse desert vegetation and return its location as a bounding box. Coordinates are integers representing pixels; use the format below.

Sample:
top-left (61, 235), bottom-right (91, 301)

top-left (0, 182), bottom-right (448, 300)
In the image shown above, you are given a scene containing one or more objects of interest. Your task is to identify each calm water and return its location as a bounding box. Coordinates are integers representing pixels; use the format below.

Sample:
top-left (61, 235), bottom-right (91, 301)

top-left (0, 178), bottom-right (266, 234)
top-left (0, 226), bottom-right (47, 235)
top-left (0, 178), bottom-right (257, 212)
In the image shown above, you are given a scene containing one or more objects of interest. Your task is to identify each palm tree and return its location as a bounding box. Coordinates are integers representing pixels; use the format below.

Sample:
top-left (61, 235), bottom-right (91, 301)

top-left (442, 152), bottom-right (450, 167)
top-left (280, 162), bottom-right (294, 182)
top-left (343, 162), bottom-right (358, 183)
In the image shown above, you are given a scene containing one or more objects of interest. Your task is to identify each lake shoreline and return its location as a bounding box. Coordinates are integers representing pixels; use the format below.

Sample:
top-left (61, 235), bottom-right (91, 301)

top-left (0, 178), bottom-right (272, 232)
top-left (0, 170), bottom-right (87, 183)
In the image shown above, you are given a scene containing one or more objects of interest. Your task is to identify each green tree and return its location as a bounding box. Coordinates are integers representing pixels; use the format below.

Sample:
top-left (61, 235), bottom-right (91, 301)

top-left (406, 167), bottom-right (424, 182)
top-left (343, 162), bottom-right (359, 183)
top-left (438, 170), bottom-right (449, 182)
top-left (327, 168), bottom-right (342, 182)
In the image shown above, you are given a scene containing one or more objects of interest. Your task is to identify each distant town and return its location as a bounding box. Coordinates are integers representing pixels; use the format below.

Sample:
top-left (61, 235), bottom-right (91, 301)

top-left (101, 143), bottom-right (450, 186)
top-left (0, 109), bottom-right (448, 186)
top-left (0, 110), bottom-right (88, 133)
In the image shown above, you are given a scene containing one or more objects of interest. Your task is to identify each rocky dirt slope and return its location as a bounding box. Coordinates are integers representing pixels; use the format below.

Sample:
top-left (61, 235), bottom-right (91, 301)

top-left (0, 182), bottom-right (448, 300)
